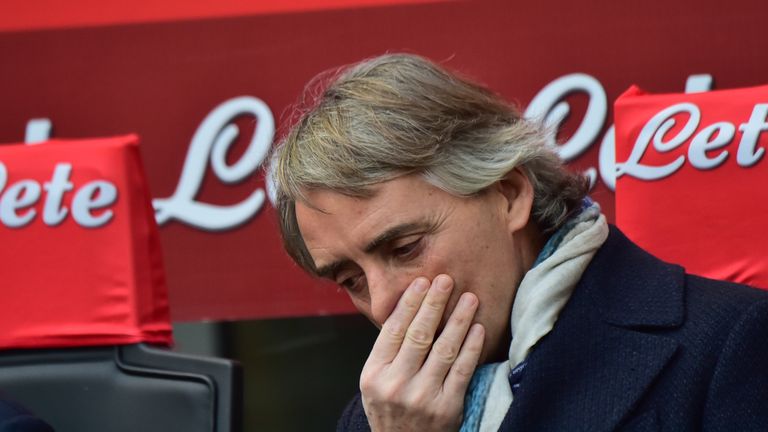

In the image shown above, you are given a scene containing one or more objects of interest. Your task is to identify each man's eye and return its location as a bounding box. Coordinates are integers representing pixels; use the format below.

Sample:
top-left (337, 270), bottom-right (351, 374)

top-left (339, 274), bottom-right (366, 293)
top-left (391, 238), bottom-right (422, 259)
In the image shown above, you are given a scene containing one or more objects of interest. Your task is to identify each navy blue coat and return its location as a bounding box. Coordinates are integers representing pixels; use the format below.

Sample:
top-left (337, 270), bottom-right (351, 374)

top-left (338, 226), bottom-right (768, 431)
top-left (0, 398), bottom-right (53, 432)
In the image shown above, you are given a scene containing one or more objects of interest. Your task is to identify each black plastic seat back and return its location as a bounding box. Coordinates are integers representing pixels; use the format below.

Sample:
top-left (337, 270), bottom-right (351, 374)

top-left (0, 344), bottom-right (242, 432)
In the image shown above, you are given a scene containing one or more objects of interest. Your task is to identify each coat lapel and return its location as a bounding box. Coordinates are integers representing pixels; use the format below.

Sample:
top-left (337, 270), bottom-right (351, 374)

top-left (500, 227), bottom-right (685, 431)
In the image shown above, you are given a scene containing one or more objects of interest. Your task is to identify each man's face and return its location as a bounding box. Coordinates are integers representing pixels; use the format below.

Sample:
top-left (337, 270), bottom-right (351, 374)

top-left (295, 174), bottom-right (536, 363)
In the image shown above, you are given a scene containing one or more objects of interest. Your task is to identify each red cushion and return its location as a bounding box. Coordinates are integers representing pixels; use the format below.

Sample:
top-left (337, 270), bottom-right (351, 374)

top-left (614, 84), bottom-right (768, 290)
top-left (0, 135), bottom-right (172, 349)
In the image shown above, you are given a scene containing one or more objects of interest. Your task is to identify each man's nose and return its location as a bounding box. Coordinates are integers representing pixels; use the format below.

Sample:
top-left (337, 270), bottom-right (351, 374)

top-left (367, 270), bottom-right (411, 326)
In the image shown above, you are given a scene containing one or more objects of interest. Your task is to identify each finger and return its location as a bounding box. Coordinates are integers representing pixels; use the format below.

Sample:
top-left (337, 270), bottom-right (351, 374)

top-left (367, 277), bottom-right (430, 365)
top-left (419, 292), bottom-right (478, 383)
top-left (392, 274), bottom-right (454, 374)
top-left (443, 323), bottom-right (485, 397)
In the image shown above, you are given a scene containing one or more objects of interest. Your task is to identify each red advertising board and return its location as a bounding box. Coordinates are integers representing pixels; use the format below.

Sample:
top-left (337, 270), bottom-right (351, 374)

top-left (1, 0), bottom-right (766, 320)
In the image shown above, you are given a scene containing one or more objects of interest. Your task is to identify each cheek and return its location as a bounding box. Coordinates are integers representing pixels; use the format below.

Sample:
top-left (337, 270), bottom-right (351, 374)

top-left (419, 240), bottom-right (478, 301)
top-left (417, 238), bottom-right (459, 278)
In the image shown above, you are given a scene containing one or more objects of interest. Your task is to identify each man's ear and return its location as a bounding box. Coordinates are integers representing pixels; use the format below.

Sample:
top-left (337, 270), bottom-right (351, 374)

top-left (495, 167), bottom-right (535, 234)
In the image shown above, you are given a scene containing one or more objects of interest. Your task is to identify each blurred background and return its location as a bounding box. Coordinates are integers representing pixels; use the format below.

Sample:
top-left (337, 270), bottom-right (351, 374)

top-left (2, 0), bottom-right (767, 429)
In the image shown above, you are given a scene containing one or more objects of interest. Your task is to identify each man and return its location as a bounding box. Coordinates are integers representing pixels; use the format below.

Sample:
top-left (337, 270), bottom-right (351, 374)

top-left (269, 54), bottom-right (768, 431)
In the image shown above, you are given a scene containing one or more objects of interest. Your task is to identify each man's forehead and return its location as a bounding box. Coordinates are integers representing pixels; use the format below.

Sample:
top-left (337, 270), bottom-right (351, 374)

top-left (297, 176), bottom-right (422, 216)
top-left (294, 189), bottom-right (375, 247)
top-left (296, 191), bottom-right (421, 244)
top-left (295, 178), bottom-right (448, 268)
top-left (299, 190), bottom-right (373, 215)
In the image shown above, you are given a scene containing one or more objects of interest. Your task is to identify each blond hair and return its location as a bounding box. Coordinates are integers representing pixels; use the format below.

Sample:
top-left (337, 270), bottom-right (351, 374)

top-left (270, 53), bottom-right (588, 274)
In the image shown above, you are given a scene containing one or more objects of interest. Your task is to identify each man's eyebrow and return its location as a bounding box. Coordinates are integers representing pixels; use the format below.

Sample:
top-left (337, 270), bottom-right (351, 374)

top-left (314, 221), bottom-right (430, 280)
top-left (315, 260), bottom-right (345, 280)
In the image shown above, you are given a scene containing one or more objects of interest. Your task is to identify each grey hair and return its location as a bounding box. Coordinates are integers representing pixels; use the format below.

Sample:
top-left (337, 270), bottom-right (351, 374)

top-left (269, 53), bottom-right (588, 274)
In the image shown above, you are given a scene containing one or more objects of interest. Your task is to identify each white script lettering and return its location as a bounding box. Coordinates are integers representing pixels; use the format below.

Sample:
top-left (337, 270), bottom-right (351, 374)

top-left (525, 73), bottom-right (607, 187)
top-left (29, 73), bottom-right (747, 231)
top-left (152, 96), bottom-right (274, 231)
top-left (616, 103), bottom-right (768, 180)
top-left (525, 74), bottom-right (715, 191)
top-left (0, 162), bottom-right (117, 228)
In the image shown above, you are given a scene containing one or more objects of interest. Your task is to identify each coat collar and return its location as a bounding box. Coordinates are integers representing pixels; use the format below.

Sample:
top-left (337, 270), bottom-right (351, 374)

top-left (499, 225), bottom-right (684, 431)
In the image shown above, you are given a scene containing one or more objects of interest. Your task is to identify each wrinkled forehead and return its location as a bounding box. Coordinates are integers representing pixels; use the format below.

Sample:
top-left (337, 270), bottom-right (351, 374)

top-left (293, 175), bottom-right (451, 253)
top-left (293, 186), bottom-right (382, 243)
top-left (293, 187), bottom-right (380, 270)
top-left (294, 184), bottom-right (379, 217)
top-left (295, 175), bottom-right (443, 219)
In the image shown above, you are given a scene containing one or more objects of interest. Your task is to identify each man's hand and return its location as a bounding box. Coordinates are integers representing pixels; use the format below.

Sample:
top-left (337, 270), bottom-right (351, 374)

top-left (359, 275), bottom-right (485, 432)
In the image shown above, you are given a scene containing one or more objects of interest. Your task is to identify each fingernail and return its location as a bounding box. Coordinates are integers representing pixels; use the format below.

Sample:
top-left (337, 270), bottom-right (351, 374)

top-left (469, 323), bottom-right (484, 338)
top-left (460, 293), bottom-right (477, 307)
top-left (434, 275), bottom-right (452, 292)
top-left (411, 278), bottom-right (428, 293)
